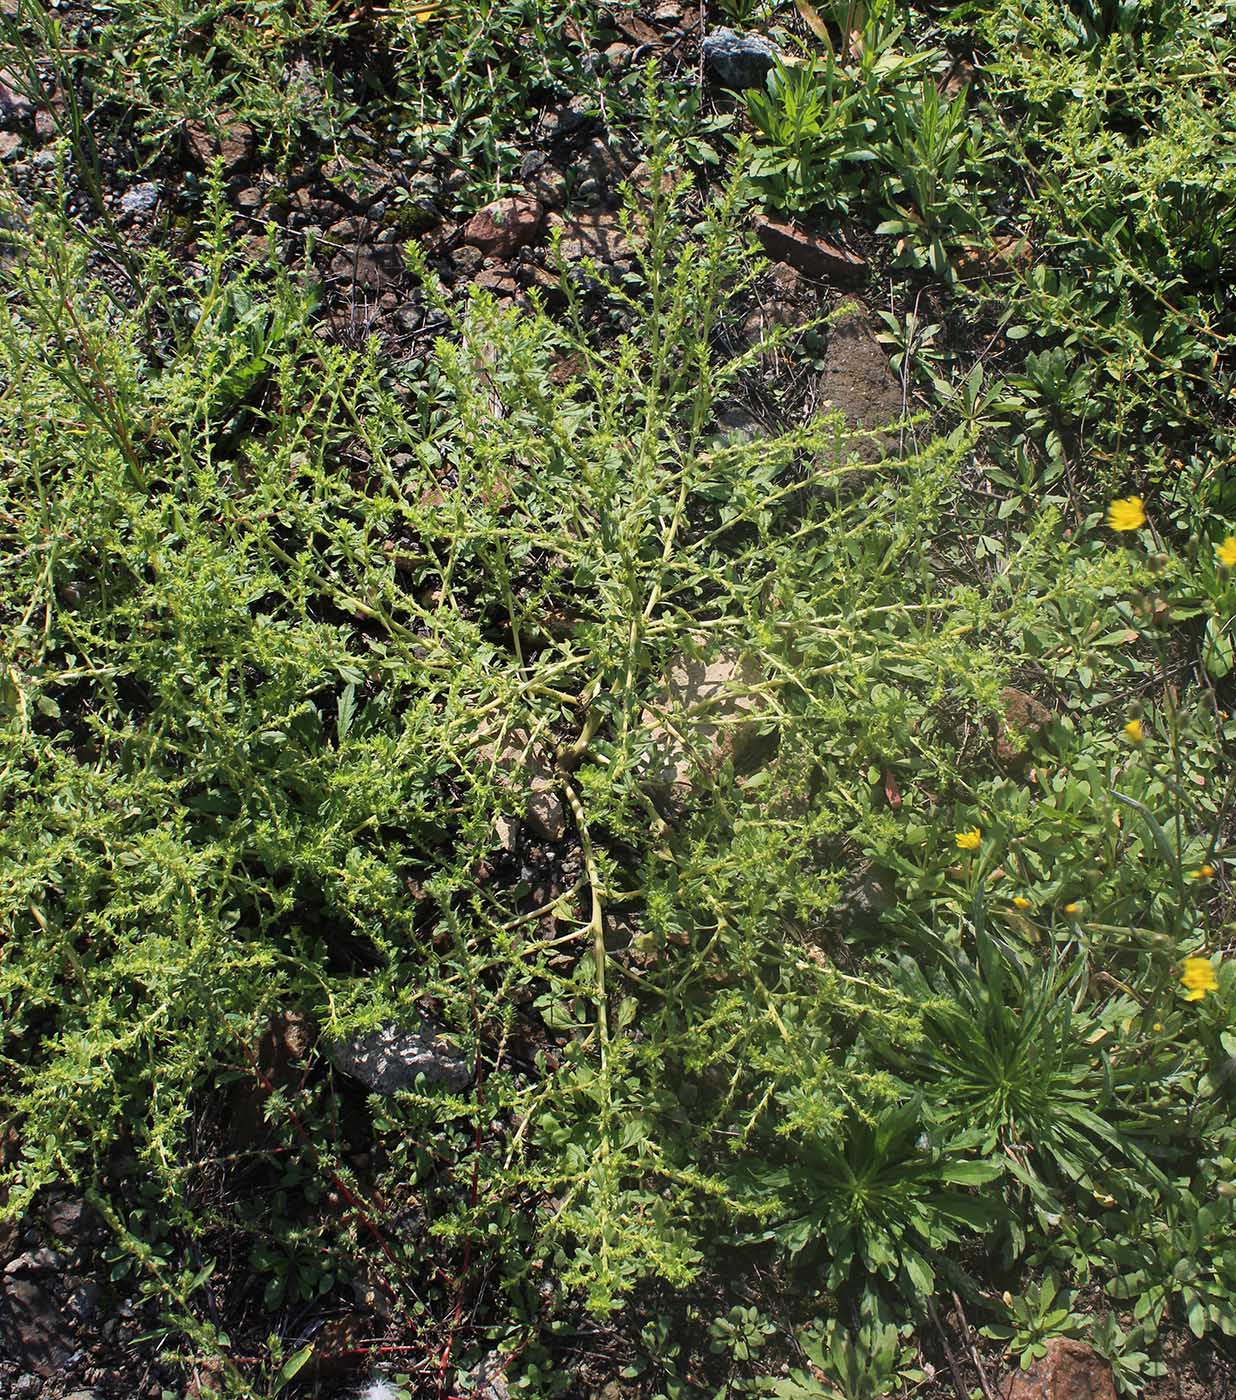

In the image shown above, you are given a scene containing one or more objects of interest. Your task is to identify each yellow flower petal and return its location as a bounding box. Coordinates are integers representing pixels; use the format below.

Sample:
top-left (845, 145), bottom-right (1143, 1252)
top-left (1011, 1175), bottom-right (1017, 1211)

top-left (1107, 496), bottom-right (1147, 532)
top-left (1012, 896), bottom-right (1032, 909)
top-left (1217, 536), bottom-right (1236, 568)
top-left (1180, 956), bottom-right (1219, 1002)
top-left (955, 827), bottom-right (982, 851)
top-left (1123, 718), bottom-right (1144, 744)
top-left (1063, 902), bottom-right (1080, 915)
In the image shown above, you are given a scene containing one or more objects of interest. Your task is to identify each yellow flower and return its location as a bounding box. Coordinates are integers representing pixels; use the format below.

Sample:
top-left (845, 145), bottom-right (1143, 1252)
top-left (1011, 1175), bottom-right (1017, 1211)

top-left (1093, 1191), bottom-right (1116, 1207)
top-left (1217, 536), bottom-right (1236, 568)
top-left (1180, 956), bottom-right (1219, 1002)
top-left (1107, 496), bottom-right (1147, 532)
top-left (1191, 864), bottom-right (1216, 880)
top-left (1064, 902), bottom-right (1080, 915)
top-left (1123, 718), bottom-right (1144, 744)
top-left (1012, 896), bottom-right (1032, 909)
top-left (955, 827), bottom-right (982, 851)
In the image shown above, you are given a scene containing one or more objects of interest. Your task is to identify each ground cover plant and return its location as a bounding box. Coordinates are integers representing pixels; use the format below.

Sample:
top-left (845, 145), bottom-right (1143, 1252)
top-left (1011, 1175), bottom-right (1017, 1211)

top-left (0, 0), bottom-right (1234, 1397)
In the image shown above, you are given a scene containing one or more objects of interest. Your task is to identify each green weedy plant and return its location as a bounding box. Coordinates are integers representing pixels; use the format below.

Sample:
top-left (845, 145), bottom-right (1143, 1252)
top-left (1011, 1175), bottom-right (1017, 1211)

top-left (769, 1294), bottom-right (907, 1400)
top-left (0, 128), bottom-right (988, 1373)
top-left (744, 57), bottom-right (878, 216)
top-left (3, 57), bottom-right (1234, 1389)
top-left (980, 1272), bottom-right (1087, 1368)
top-left (882, 925), bottom-right (1136, 1200)
top-left (751, 1096), bottom-right (1003, 1298)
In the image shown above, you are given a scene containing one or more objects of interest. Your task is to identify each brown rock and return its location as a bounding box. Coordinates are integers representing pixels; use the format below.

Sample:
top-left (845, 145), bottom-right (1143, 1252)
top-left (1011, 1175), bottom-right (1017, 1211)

top-left (1, 1275), bottom-right (72, 1376)
top-left (615, 12), bottom-right (661, 43)
top-left (639, 651), bottom-right (766, 817)
top-left (475, 729), bottom-right (567, 843)
top-left (0, 69), bottom-right (33, 124)
top-left (742, 260), bottom-right (814, 343)
top-left (461, 195), bottom-right (544, 257)
top-left (755, 216), bottom-right (867, 284)
top-left (526, 163), bottom-right (568, 208)
top-left (328, 242), bottom-right (402, 290)
top-left (954, 232), bottom-right (1031, 282)
top-left (548, 209), bottom-right (632, 262)
top-left (995, 685), bottom-right (1052, 767)
top-left (184, 113), bottom-right (255, 175)
top-left (999, 1339), bottom-right (1118, 1400)
top-left (816, 306), bottom-right (903, 452)
top-left (474, 268), bottom-right (520, 298)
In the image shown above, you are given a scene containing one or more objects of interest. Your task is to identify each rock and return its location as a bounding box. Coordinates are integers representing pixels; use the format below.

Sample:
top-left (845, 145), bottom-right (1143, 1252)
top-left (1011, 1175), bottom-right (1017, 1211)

top-left (467, 1352), bottom-right (511, 1400)
top-left (614, 12), bottom-right (661, 44)
top-left (548, 209), bottom-right (632, 262)
top-left (461, 196), bottom-right (544, 257)
top-left (0, 129), bottom-right (22, 160)
top-left (998, 1339), bottom-right (1117, 1400)
top-left (714, 403), bottom-right (767, 442)
top-left (13, 1376), bottom-right (42, 1399)
top-left (754, 216), bottom-right (868, 284)
top-left (833, 869), bottom-right (894, 930)
top-left (994, 686), bottom-right (1052, 767)
top-left (118, 182), bottom-right (161, 218)
top-left (5, 1249), bottom-right (61, 1275)
top-left (328, 243), bottom-right (403, 290)
top-left (816, 307), bottom-right (903, 454)
top-left (44, 1197), bottom-right (84, 1242)
top-left (0, 69), bottom-right (33, 124)
top-left (701, 27), bottom-right (780, 89)
top-left (540, 94), bottom-right (595, 143)
top-left (742, 260), bottom-right (815, 343)
top-left (473, 269), bottom-right (519, 298)
top-left (184, 113), bottom-right (255, 175)
top-left (234, 185), bottom-right (263, 212)
top-left (640, 652), bottom-right (765, 815)
top-left (66, 1281), bottom-right (100, 1321)
top-left (604, 41), bottom-right (633, 70)
top-left (449, 244), bottom-right (484, 276)
top-left (63, 1391), bottom-right (102, 1400)
top-left (1, 1275), bottom-right (72, 1376)
top-left (479, 729), bottom-right (568, 842)
top-left (327, 1021), bottom-right (470, 1095)
top-left (653, 0), bottom-right (683, 20)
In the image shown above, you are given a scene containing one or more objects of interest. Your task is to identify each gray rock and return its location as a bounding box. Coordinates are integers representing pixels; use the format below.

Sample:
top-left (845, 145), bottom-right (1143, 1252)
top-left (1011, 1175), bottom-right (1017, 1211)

top-left (327, 1021), bottom-right (470, 1095)
top-left (12, 1375), bottom-right (42, 1399)
top-left (118, 182), bottom-right (161, 218)
top-left (541, 94), bottom-right (594, 142)
top-left (0, 130), bottom-right (22, 161)
top-left (67, 1281), bottom-right (100, 1321)
top-left (701, 27), bottom-right (780, 90)
top-left (4, 1249), bottom-right (60, 1275)
top-left (45, 1196), bottom-right (84, 1241)
top-left (466, 1352), bottom-right (511, 1400)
